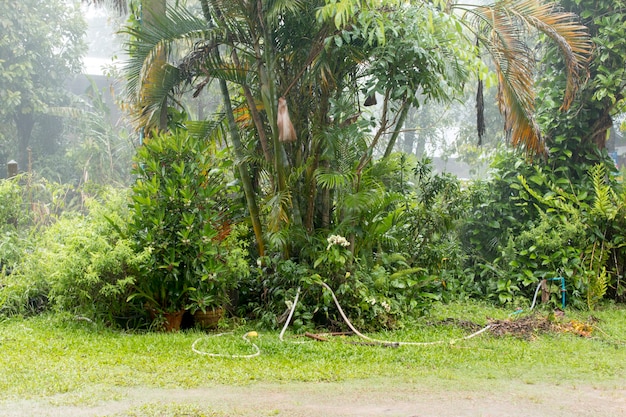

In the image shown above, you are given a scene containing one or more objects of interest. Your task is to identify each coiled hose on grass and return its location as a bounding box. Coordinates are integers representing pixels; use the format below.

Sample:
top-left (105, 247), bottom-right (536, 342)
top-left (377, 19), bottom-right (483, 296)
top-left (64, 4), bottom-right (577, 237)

top-left (192, 281), bottom-right (491, 357)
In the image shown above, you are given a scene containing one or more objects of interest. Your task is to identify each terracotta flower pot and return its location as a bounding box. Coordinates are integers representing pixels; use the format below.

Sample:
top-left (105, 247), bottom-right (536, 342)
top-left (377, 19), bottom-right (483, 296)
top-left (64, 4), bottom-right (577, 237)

top-left (194, 308), bottom-right (224, 329)
top-left (162, 310), bottom-right (185, 332)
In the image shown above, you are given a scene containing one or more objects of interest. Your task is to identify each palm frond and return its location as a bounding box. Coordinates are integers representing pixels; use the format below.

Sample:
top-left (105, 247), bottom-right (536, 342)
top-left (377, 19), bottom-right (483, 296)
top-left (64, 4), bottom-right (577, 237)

top-left (315, 167), bottom-right (354, 190)
top-left (185, 114), bottom-right (227, 143)
top-left (461, 0), bottom-right (592, 155)
top-left (266, 189), bottom-right (292, 232)
top-left (265, 0), bottom-right (307, 25)
top-left (506, 0), bottom-right (592, 110)
top-left (473, 2), bottom-right (542, 153)
top-left (122, 6), bottom-right (222, 128)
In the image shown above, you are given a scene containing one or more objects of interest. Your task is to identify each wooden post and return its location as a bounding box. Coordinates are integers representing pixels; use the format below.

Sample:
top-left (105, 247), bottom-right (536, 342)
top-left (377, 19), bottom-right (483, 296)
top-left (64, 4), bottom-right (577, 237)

top-left (7, 160), bottom-right (18, 178)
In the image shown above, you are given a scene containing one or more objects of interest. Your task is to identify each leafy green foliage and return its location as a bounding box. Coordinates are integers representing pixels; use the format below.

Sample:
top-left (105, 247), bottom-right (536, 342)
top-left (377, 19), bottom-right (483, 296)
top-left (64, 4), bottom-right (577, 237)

top-left (128, 129), bottom-right (244, 320)
top-left (460, 145), bottom-right (626, 308)
top-left (0, 177), bottom-right (29, 269)
top-left (0, 0), bottom-right (86, 168)
top-left (0, 186), bottom-right (144, 325)
top-left (537, 0), bottom-right (626, 169)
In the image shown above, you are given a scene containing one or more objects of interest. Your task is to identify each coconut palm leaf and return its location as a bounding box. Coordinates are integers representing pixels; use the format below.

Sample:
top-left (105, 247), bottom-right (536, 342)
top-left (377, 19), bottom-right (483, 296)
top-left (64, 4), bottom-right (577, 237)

top-left (459, 0), bottom-right (591, 154)
top-left (265, 0), bottom-right (307, 24)
top-left (122, 7), bottom-right (223, 128)
top-left (185, 115), bottom-right (227, 143)
top-left (505, 0), bottom-right (591, 109)
top-left (315, 167), bottom-right (355, 190)
top-left (266, 189), bottom-right (292, 232)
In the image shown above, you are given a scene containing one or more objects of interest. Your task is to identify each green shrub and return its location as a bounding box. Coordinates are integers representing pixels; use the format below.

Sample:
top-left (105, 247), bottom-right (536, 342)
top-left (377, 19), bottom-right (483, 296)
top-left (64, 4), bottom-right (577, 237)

top-left (0, 187), bottom-right (145, 326)
top-left (459, 150), bottom-right (626, 308)
top-left (128, 129), bottom-right (243, 323)
top-left (0, 176), bottom-right (30, 269)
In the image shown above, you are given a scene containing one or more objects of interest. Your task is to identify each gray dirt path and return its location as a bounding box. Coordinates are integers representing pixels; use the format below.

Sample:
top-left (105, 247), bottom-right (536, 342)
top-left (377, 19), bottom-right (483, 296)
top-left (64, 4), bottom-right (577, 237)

top-left (0, 378), bottom-right (624, 417)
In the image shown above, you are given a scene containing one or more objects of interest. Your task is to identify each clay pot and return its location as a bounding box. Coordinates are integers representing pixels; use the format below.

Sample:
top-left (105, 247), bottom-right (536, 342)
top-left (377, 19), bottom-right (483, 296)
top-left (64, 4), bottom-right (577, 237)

top-left (194, 308), bottom-right (224, 329)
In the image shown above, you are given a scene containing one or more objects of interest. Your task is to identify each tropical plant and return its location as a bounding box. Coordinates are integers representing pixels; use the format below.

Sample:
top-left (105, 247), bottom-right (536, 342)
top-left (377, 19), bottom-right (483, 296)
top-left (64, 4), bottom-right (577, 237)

top-left (122, 0), bottom-right (591, 253)
top-left (0, 186), bottom-right (144, 324)
top-left (112, 0), bottom-right (594, 326)
top-left (127, 128), bottom-right (242, 322)
top-left (537, 0), bottom-right (626, 171)
top-left (0, 177), bottom-right (30, 270)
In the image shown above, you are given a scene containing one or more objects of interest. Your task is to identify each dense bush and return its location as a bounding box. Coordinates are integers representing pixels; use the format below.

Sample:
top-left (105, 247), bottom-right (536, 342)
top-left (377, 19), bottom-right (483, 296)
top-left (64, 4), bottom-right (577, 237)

top-left (239, 157), bottom-right (468, 331)
top-left (458, 148), bottom-right (626, 309)
top-left (0, 176), bottom-right (30, 270)
top-left (127, 129), bottom-right (247, 326)
top-left (2, 145), bottom-right (625, 331)
top-left (0, 186), bottom-right (145, 325)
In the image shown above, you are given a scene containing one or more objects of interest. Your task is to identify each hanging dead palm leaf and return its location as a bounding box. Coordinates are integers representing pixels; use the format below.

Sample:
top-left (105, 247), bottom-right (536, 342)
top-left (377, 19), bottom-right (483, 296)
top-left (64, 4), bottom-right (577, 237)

top-left (458, 0), bottom-right (592, 155)
top-left (277, 97), bottom-right (297, 143)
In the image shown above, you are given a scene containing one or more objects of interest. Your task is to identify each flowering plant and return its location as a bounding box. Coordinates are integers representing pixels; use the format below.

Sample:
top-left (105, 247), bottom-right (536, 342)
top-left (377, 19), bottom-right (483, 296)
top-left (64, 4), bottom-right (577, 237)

top-left (314, 234), bottom-right (352, 278)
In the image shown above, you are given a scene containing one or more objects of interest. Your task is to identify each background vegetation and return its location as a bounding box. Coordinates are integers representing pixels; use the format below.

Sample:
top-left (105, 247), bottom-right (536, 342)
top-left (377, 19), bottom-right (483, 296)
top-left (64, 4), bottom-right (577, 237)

top-left (1, 0), bottom-right (625, 334)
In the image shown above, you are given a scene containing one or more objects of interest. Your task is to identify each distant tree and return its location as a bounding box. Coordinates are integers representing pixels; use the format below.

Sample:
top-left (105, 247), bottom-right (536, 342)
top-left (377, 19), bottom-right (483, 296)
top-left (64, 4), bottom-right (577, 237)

top-left (0, 0), bottom-right (86, 171)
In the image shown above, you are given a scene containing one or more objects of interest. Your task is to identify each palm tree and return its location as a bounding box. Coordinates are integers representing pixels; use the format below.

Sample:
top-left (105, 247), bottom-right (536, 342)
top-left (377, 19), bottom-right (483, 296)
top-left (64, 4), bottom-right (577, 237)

top-left (120, 0), bottom-right (591, 256)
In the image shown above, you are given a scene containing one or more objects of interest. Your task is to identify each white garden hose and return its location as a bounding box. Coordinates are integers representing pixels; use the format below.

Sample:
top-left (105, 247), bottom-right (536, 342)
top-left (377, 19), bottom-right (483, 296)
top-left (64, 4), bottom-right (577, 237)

top-left (191, 331), bottom-right (260, 358)
top-left (316, 281), bottom-right (491, 347)
top-left (192, 281), bottom-right (492, 358)
top-left (279, 287), bottom-right (301, 342)
top-left (529, 280), bottom-right (543, 311)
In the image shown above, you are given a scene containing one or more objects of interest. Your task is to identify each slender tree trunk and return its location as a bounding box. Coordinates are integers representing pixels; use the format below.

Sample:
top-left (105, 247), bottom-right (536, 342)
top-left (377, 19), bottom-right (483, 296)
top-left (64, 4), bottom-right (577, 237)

top-left (15, 110), bottom-right (34, 170)
top-left (402, 107), bottom-right (417, 155)
top-left (383, 102), bottom-right (410, 158)
top-left (218, 78), bottom-right (265, 256)
top-left (230, 48), bottom-right (272, 165)
top-left (305, 92), bottom-right (331, 231)
top-left (143, 0), bottom-right (168, 130)
top-left (200, 0), bottom-right (265, 255)
top-left (356, 89), bottom-right (391, 190)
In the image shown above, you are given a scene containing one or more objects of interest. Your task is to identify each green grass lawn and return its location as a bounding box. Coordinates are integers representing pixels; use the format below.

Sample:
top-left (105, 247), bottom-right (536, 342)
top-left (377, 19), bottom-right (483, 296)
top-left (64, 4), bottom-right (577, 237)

top-left (0, 301), bottom-right (624, 402)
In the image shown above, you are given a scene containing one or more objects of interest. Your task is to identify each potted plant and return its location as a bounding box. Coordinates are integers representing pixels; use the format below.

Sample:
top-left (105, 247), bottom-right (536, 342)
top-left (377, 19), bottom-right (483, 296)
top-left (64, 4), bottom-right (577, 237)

top-left (128, 129), bottom-right (240, 331)
top-left (187, 285), bottom-right (226, 329)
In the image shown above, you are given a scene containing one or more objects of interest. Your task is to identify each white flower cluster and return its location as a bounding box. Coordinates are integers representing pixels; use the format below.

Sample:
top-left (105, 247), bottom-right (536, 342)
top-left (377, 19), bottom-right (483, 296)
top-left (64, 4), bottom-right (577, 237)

top-left (366, 297), bottom-right (391, 313)
top-left (326, 234), bottom-right (350, 251)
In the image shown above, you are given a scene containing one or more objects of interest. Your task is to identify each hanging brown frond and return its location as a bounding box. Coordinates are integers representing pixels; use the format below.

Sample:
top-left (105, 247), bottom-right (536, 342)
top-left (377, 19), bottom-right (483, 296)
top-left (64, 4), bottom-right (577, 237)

top-left (507, 0), bottom-right (592, 110)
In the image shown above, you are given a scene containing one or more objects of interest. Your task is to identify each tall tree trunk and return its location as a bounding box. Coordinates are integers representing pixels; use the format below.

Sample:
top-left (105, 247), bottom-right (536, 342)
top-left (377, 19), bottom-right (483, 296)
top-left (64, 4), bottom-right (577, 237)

top-left (254, 4), bottom-right (291, 257)
top-left (200, 0), bottom-right (265, 256)
top-left (218, 78), bottom-right (265, 257)
top-left (143, 0), bottom-right (168, 130)
top-left (402, 107), bottom-right (417, 154)
top-left (15, 110), bottom-right (34, 171)
top-left (383, 102), bottom-right (410, 158)
top-left (305, 92), bottom-right (330, 231)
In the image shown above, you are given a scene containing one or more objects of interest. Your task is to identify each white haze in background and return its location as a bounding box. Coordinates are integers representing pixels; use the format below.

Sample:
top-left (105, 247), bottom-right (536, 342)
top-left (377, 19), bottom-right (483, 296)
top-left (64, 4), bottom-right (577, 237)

top-left (82, 5), bottom-right (126, 76)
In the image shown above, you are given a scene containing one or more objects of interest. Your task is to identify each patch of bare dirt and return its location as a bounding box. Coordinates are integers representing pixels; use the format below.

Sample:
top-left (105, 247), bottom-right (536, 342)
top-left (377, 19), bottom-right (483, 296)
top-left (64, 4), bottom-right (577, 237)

top-left (0, 379), bottom-right (624, 417)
